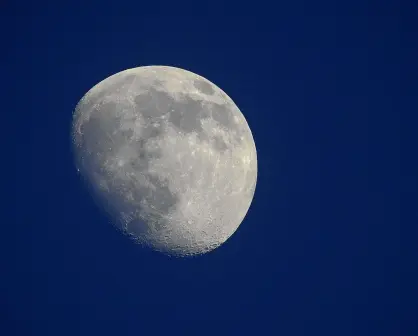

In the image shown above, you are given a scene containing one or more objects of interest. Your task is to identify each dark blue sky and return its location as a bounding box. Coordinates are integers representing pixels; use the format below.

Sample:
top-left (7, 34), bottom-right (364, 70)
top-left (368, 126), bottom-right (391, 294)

top-left (6, 1), bottom-right (418, 335)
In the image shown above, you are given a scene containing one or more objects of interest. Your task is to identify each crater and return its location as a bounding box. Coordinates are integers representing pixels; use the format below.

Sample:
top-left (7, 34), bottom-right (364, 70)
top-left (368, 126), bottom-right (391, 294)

top-left (78, 74), bottom-right (137, 116)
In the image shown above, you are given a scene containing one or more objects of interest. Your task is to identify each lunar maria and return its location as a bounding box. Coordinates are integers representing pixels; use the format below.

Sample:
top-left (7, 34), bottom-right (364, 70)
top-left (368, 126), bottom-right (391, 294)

top-left (71, 66), bottom-right (257, 256)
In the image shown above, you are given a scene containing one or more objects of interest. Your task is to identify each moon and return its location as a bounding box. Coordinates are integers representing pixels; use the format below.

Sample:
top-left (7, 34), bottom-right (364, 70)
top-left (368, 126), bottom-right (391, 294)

top-left (71, 66), bottom-right (257, 256)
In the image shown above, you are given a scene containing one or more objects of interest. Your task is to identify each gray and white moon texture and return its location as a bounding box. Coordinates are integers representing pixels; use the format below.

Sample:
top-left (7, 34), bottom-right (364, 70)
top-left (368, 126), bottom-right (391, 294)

top-left (71, 66), bottom-right (257, 257)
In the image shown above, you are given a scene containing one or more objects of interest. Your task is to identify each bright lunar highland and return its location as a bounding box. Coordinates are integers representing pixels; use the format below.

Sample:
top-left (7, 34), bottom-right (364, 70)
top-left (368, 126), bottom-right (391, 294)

top-left (72, 66), bottom-right (257, 256)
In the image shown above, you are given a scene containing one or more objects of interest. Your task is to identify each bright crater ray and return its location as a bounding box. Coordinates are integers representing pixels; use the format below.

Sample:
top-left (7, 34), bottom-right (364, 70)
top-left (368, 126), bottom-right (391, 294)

top-left (72, 66), bottom-right (257, 256)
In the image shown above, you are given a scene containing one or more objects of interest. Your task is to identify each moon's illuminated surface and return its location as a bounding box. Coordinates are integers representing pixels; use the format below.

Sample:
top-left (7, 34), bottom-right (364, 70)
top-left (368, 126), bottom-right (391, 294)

top-left (72, 66), bottom-right (257, 256)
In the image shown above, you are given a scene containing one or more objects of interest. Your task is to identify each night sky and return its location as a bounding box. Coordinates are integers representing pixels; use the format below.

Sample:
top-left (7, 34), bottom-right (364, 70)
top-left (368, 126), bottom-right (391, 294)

top-left (7, 1), bottom-right (418, 335)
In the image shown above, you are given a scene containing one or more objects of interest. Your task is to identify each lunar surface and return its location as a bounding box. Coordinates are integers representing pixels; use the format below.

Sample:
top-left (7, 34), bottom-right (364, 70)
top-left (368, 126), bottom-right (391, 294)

top-left (72, 66), bottom-right (257, 256)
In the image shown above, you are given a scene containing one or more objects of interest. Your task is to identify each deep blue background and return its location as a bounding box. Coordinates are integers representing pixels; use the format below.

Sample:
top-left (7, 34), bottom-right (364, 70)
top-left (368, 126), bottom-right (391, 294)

top-left (6, 1), bottom-right (418, 335)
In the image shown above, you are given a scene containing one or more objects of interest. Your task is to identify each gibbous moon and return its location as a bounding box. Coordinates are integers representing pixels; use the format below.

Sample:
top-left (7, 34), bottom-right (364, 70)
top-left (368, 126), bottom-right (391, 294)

top-left (72, 66), bottom-right (257, 256)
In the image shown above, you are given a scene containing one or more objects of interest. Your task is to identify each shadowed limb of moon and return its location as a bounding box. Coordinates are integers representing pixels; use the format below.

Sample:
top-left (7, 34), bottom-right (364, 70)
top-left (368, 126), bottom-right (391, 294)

top-left (72, 66), bottom-right (257, 256)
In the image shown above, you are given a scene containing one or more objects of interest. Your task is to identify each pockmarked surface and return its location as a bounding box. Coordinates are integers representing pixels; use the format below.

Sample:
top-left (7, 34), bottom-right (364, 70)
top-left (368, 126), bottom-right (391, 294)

top-left (72, 66), bottom-right (257, 256)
